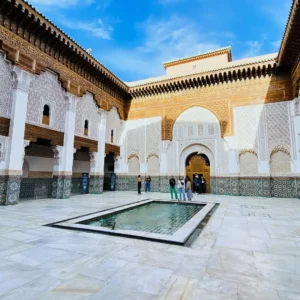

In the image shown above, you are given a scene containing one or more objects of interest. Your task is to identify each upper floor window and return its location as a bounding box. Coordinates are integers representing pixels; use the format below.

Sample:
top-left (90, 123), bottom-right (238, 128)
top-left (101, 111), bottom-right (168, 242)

top-left (84, 120), bottom-right (89, 136)
top-left (111, 129), bottom-right (114, 143)
top-left (42, 105), bottom-right (50, 125)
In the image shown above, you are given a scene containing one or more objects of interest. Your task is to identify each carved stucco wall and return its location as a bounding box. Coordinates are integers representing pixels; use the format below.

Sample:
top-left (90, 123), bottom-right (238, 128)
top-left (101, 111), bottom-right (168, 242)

top-left (147, 155), bottom-right (160, 175)
top-left (169, 107), bottom-right (220, 175)
top-left (106, 107), bottom-right (123, 145)
top-left (234, 102), bottom-right (296, 166)
top-left (75, 92), bottom-right (100, 140)
top-left (128, 156), bottom-right (140, 174)
top-left (265, 102), bottom-right (294, 158)
top-left (27, 70), bottom-right (67, 132)
top-left (0, 53), bottom-right (13, 118)
top-left (239, 151), bottom-right (259, 175)
top-left (270, 150), bottom-right (291, 175)
top-left (124, 117), bottom-right (161, 174)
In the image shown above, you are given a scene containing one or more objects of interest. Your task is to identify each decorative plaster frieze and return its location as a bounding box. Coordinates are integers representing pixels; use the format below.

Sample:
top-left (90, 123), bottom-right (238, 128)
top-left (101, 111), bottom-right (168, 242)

top-left (12, 67), bottom-right (34, 93)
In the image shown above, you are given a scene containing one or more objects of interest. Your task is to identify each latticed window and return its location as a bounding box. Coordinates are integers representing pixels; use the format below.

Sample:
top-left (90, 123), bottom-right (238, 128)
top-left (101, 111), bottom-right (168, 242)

top-left (188, 126), bottom-right (193, 137)
top-left (198, 124), bottom-right (203, 136)
top-left (42, 105), bottom-right (50, 125)
top-left (208, 124), bottom-right (215, 135)
top-left (111, 129), bottom-right (114, 143)
top-left (84, 120), bottom-right (89, 136)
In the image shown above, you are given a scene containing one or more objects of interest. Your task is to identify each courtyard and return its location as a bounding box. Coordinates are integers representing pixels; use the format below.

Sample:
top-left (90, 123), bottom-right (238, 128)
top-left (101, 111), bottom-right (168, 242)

top-left (0, 192), bottom-right (299, 299)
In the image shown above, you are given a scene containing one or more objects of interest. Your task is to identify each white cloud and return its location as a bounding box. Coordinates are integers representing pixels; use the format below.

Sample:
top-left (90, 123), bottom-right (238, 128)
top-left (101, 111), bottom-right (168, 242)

top-left (99, 15), bottom-right (221, 80)
top-left (60, 17), bottom-right (113, 40)
top-left (241, 41), bottom-right (262, 58)
top-left (28, 0), bottom-right (94, 8)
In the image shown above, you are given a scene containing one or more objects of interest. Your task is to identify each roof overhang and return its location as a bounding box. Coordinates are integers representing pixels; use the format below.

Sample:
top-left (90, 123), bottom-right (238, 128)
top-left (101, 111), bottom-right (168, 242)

top-left (163, 47), bottom-right (232, 69)
top-left (278, 0), bottom-right (300, 72)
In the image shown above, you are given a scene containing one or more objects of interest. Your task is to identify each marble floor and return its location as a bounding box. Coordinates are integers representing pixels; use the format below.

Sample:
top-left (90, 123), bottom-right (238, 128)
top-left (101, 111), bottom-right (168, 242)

top-left (0, 192), bottom-right (299, 300)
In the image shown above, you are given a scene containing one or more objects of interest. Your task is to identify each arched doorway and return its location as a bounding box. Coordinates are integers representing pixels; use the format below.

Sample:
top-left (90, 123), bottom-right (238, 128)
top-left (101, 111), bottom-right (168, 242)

top-left (185, 152), bottom-right (210, 193)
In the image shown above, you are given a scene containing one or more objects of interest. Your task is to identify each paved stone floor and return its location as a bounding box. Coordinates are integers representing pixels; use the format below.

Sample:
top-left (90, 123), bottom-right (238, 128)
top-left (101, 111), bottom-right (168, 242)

top-left (0, 192), bottom-right (300, 300)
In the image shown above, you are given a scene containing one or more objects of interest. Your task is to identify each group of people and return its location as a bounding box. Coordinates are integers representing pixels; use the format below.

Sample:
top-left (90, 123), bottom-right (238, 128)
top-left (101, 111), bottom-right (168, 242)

top-left (138, 175), bottom-right (152, 194)
top-left (136, 174), bottom-right (206, 200)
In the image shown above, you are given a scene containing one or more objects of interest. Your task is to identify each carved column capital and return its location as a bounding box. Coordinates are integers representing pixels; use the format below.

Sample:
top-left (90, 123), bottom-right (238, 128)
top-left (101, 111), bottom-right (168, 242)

top-left (52, 145), bottom-right (63, 165)
top-left (65, 93), bottom-right (78, 113)
top-left (22, 140), bottom-right (30, 162)
top-left (162, 140), bottom-right (171, 153)
top-left (12, 67), bottom-right (34, 93)
top-left (89, 151), bottom-right (97, 168)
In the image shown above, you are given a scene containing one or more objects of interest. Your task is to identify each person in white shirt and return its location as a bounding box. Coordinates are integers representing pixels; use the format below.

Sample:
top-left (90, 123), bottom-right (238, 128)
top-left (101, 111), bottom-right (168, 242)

top-left (177, 176), bottom-right (186, 201)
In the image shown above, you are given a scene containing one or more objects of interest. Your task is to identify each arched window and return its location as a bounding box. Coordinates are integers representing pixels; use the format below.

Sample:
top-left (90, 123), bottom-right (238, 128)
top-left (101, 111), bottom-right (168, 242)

top-left (270, 150), bottom-right (291, 175)
top-left (239, 151), bottom-right (258, 175)
top-left (84, 120), bottom-right (89, 136)
top-left (111, 129), bottom-right (114, 143)
top-left (42, 105), bottom-right (50, 125)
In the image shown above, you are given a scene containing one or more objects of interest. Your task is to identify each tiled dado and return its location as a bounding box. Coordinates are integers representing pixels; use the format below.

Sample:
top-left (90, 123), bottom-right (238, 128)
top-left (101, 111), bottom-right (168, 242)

top-left (89, 175), bottom-right (104, 194)
top-left (115, 176), bottom-right (166, 193)
top-left (0, 175), bottom-right (21, 205)
top-left (20, 178), bottom-right (54, 200)
top-left (211, 176), bottom-right (300, 198)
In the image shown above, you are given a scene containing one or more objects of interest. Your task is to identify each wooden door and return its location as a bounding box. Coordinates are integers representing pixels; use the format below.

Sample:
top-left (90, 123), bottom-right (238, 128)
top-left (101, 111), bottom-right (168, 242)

top-left (185, 155), bottom-right (210, 193)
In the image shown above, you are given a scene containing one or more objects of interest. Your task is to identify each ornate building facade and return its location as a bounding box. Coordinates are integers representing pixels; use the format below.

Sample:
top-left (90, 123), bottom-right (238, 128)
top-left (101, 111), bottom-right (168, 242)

top-left (0, 0), bottom-right (300, 205)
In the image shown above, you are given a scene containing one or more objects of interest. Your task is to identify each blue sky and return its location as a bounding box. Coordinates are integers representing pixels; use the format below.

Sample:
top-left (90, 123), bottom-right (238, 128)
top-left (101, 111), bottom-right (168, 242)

top-left (26, 0), bottom-right (291, 82)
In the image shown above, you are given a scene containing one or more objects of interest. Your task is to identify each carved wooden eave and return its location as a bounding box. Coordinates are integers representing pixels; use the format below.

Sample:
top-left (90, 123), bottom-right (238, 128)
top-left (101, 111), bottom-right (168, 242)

top-left (129, 60), bottom-right (278, 98)
top-left (24, 124), bottom-right (64, 146)
top-left (0, 0), bottom-right (131, 111)
top-left (278, 0), bottom-right (300, 72)
top-left (105, 143), bottom-right (120, 156)
top-left (74, 136), bottom-right (98, 152)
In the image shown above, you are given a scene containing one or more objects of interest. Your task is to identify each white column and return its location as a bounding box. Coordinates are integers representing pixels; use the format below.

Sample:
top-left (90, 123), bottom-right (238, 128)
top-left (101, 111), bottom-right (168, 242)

top-left (53, 94), bottom-right (77, 176)
top-left (228, 150), bottom-right (239, 174)
top-left (7, 68), bottom-right (33, 173)
top-left (160, 141), bottom-right (170, 175)
top-left (258, 161), bottom-right (270, 174)
top-left (96, 109), bottom-right (107, 175)
top-left (2, 68), bottom-right (33, 205)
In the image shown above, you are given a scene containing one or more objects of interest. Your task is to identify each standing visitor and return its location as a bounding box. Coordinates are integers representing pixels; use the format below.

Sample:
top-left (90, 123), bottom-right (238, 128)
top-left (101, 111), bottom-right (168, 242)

top-left (145, 176), bottom-right (151, 192)
top-left (185, 175), bottom-right (189, 186)
top-left (177, 176), bottom-right (186, 201)
top-left (202, 176), bottom-right (206, 193)
top-left (169, 176), bottom-right (178, 200)
top-left (193, 174), bottom-right (200, 194)
top-left (186, 177), bottom-right (193, 201)
top-left (138, 175), bottom-right (142, 194)
top-left (199, 175), bottom-right (204, 194)
top-left (110, 173), bottom-right (116, 191)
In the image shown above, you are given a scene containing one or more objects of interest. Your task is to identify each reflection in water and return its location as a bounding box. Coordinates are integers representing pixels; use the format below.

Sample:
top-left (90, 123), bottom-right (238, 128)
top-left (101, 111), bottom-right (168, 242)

top-left (84, 202), bottom-right (204, 235)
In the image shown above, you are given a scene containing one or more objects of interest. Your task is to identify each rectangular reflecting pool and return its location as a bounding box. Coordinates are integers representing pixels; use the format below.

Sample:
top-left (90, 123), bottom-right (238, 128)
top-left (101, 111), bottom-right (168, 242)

top-left (79, 202), bottom-right (205, 235)
top-left (50, 200), bottom-right (217, 246)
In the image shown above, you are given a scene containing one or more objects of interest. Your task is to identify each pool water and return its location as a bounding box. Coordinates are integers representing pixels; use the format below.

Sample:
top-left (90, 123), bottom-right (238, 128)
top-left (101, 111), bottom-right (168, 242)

top-left (80, 202), bottom-right (204, 235)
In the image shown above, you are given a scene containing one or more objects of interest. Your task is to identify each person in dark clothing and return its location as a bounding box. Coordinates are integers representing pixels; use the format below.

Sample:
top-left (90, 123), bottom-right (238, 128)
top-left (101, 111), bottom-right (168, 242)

top-left (202, 176), bottom-right (206, 193)
top-left (110, 173), bottom-right (116, 191)
top-left (138, 175), bottom-right (142, 194)
top-left (169, 176), bottom-right (178, 200)
top-left (198, 175), bottom-right (203, 194)
top-left (145, 176), bottom-right (151, 192)
top-left (193, 174), bottom-right (200, 194)
top-left (185, 176), bottom-right (190, 186)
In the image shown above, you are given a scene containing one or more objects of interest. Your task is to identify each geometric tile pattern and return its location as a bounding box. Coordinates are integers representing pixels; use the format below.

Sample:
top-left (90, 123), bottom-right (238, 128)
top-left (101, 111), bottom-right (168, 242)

top-left (20, 178), bottom-right (53, 200)
top-left (210, 176), bottom-right (298, 198)
top-left (52, 176), bottom-right (72, 199)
